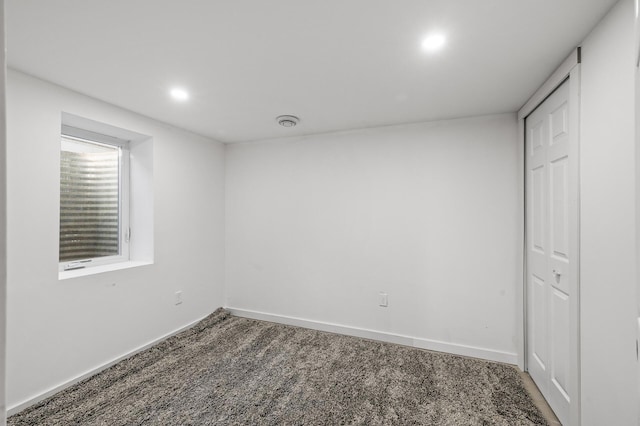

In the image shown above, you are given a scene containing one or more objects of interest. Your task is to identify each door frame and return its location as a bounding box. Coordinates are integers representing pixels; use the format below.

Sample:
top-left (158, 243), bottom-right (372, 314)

top-left (636, 0), bottom-right (640, 423)
top-left (517, 47), bottom-right (581, 426)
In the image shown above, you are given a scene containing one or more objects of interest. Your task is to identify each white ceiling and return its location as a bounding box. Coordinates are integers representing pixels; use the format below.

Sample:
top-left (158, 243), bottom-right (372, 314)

top-left (7, 0), bottom-right (617, 143)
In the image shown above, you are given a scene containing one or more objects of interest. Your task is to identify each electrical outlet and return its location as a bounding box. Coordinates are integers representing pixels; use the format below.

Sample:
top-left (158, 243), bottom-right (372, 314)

top-left (175, 291), bottom-right (183, 305)
top-left (379, 292), bottom-right (388, 307)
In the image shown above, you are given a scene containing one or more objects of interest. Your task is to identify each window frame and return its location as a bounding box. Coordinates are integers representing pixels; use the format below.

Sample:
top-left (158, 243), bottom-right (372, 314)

top-left (59, 128), bottom-right (131, 272)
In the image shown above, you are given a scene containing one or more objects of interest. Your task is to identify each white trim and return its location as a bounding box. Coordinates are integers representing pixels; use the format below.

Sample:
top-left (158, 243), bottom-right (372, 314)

top-left (61, 126), bottom-right (130, 147)
top-left (518, 49), bottom-right (580, 120)
top-left (518, 48), bottom-right (581, 426)
top-left (636, 0), bottom-right (640, 67)
top-left (119, 140), bottom-right (131, 263)
top-left (58, 260), bottom-right (152, 280)
top-left (227, 307), bottom-right (518, 365)
top-left (516, 117), bottom-right (526, 371)
top-left (7, 314), bottom-right (208, 416)
top-left (567, 64), bottom-right (582, 426)
top-left (61, 112), bottom-right (149, 143)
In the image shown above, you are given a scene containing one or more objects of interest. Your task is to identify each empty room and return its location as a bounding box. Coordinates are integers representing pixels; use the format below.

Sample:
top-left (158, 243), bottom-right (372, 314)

top-left (0, 0), bottom-right (639, 425)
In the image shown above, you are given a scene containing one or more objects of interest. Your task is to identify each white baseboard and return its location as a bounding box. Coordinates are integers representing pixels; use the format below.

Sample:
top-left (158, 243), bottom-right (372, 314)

top-left (227, 307), bottom-right (518, 365)
top-left (7, 314), bottom-right (210, 416)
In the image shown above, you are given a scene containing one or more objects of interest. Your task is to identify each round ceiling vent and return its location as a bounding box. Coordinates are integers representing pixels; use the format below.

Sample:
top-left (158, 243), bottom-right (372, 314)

top-left (276, 115), bottom-right (300, 128)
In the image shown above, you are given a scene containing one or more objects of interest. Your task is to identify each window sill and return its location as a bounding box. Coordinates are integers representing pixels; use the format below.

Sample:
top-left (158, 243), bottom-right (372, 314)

top-left (58, 260), bottom-right (153, 280)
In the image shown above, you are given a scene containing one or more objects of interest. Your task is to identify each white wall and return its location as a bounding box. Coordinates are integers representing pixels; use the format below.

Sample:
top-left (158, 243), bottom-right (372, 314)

top-left (226, 114), bottom-right (520, 362)
top-left (5, 70), bottom-right (225, 410)
top-left (579, 0), bottom-right (638, 424)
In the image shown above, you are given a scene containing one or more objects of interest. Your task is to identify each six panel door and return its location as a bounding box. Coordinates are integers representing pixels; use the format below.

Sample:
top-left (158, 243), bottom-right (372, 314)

top-left (526, 79), bottom-right (571, 425)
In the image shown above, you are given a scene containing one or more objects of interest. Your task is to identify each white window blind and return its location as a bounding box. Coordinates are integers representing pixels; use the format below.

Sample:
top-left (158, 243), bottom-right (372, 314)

top-left (59, 136), bottom-right (122, 263)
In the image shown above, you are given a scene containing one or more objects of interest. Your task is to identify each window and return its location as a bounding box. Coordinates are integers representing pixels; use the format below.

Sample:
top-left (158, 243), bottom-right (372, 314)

top-left (59, 127), bottom-right (130, 271)
top-left (58, 113), bottom-right (154, 279)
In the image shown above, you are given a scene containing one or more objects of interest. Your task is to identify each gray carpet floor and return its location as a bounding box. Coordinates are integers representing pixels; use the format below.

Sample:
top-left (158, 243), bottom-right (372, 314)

top-left (9, 309), bottom-right (548, 425)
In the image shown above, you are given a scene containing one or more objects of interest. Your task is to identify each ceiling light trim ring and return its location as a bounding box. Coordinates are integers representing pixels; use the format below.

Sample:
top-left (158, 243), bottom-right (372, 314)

top-left (276, 115), bottom-right (300, 128)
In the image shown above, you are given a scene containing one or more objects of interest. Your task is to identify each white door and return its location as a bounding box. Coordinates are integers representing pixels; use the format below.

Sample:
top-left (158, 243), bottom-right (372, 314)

top-left (526, 79), bottom-right (571, 425)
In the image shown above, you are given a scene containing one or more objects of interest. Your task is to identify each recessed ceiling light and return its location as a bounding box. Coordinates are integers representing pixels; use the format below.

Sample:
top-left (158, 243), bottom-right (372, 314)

top-left (422, 34), bottom-right (446, 52)
top-left (170, 88), bottom-right (189, 101)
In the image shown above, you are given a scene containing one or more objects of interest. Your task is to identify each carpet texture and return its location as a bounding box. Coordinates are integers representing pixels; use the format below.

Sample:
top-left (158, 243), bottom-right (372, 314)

top-left (9, 309), bottom-right (548, 425)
